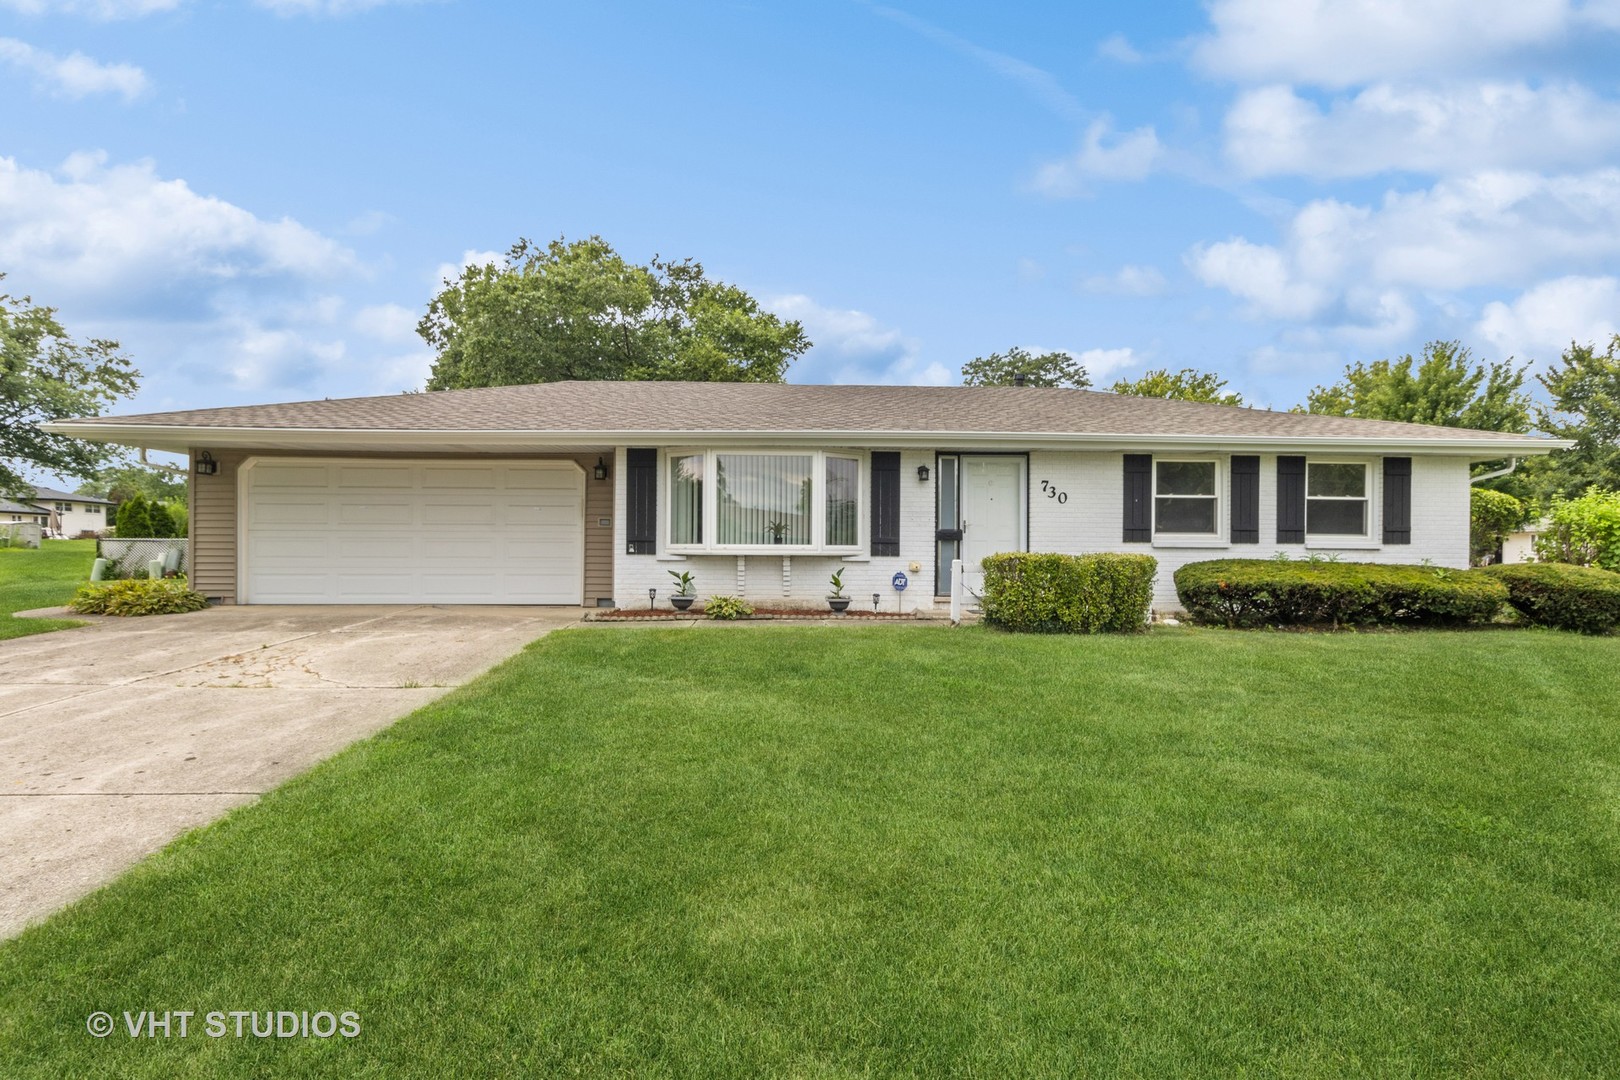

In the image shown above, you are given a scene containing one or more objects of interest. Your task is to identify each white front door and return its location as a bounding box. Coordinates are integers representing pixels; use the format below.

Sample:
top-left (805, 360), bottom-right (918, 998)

top-left (960, 455), bottom-right (1026, 589)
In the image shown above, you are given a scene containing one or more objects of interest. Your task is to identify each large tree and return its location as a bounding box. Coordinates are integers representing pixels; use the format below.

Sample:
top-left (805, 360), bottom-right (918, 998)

top-left (960, 346), bottom-right (1090, 388)
top-left (420, 236), bottom-right (809, 389)
top-left (78, 463), bottom-right (188, 507)
top-left (1, 279), bottom-right (137, 497)
top-left (1111, 367), bottom-right (1243, 406)
top-left (1534, 335), bottom-right (1620, 498)
top-left (1301, 340), bottom-right (1531, 432)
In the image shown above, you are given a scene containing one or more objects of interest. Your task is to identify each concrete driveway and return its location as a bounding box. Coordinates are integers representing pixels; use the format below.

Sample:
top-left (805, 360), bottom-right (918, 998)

top-left (0, 605), bottom-right (584, 939)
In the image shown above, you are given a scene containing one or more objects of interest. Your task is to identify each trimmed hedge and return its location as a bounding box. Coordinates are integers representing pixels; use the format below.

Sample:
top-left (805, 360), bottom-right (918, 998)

top-left (1478, 562), bottom-right (1620, 634)
top-left (70, 577), bottom-right (210, 617)
top-left (1174, 559), bottom-right (1507, 629)
top-left (980, 552), bottom-right (1156, 634)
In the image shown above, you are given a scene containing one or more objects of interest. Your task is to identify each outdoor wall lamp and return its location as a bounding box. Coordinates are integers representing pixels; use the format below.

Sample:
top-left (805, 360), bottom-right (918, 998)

top-left (917, 464), bottom-right (930, 482)
top-left (194, 451), bottom-right (218, 476)
top-left (594, 457), bottom-right (608, 481)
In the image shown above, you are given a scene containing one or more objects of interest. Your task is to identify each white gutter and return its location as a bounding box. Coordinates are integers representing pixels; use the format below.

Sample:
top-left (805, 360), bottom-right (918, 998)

top-left (1469, 457), bottom-right (1518, 485)
top-left (40, 421), bottom-right (1576, 458)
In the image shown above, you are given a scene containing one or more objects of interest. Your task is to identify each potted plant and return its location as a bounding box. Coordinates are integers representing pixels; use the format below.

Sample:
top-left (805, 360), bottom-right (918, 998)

top-left (827, 569), bottom-right (851, 613)
top-left (766, 520), bottom-right (788, 544)
top-left (667, 569), bottom-right (697, 611)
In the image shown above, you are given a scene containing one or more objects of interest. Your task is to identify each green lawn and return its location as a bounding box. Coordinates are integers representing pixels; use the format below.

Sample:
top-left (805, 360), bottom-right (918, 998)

top-left (3, 625), bottom-right (1619, 1077)
top-left (0, 539), bottom-right (94, 639)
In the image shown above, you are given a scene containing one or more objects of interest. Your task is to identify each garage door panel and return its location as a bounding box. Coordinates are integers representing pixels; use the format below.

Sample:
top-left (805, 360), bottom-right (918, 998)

top-left (243, 459), bottom-right (583, 605)
top-left (422, 466), bottom-right (499, 489)
top-left (253, 465), bottom-right (331, 489)
top-left (424, 502), bottom-right (493, 526)
top-left (253, 501), bottom-right (331, 526)
top-left (336, 535), bottom-right (414, 559)
top-left (338, 466), bottom-right (414, 488)
top-left (337, 502), bottom-right (414, 526)
top-left (253, 535), bottom-right (331, 560)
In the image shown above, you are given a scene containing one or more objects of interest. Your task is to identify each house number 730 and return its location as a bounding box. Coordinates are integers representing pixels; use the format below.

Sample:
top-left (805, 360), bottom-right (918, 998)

top-left (1039, 480), bottom-right (1068, 504)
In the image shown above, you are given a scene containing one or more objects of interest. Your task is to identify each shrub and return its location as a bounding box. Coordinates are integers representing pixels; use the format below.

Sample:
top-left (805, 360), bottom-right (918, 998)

top-left (1478, 562), bottom-right (1620, 634)
top-left (702, 595), bottom-right (753, 620)
top-left (70, 577), bottom-right (210, 617)
top-left (979, 552), bottom-right (1156, 633)
top-left (112, 495), bottom-right (152, 538)
top-left (1534, 487), bottom-right (1620, 572)
top-left (1470, 487), bottom-right (1529, 565)
top-left (1174, 560), bottom-right (1507, 629)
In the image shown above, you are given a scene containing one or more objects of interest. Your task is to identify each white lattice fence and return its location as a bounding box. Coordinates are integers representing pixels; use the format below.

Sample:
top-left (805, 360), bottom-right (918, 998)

top-left (97, 538), bottom-right (189, 579)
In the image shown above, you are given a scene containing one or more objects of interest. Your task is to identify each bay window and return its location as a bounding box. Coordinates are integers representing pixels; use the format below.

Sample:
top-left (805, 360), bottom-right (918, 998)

top-left (1306, 461), bottom-right (1370, 537)
top-left (667, 450), bottom-right (863, 553)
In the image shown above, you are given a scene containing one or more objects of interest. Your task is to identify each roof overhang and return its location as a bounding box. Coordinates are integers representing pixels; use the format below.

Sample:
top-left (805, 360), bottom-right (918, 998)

top-left (42, 421), bottom-right (1574, 459)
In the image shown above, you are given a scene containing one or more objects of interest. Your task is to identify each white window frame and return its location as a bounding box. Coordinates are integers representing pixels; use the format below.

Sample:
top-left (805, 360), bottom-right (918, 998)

top-left (1304, 458), bottom-right (1375, 542)
top-left (663, 448), bottom-right (866, 556)
top-left (1152, 457), bottom-right (1224, 545)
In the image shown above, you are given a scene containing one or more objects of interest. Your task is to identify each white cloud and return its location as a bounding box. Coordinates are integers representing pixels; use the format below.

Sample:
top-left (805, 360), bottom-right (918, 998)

top-left (1477, 275), bottom-right (1620, 361)
top-left (1072, 347), bottom-right (1141, 381)
top-left (432, 249), bottom-right (503, 289)
top-left (1189, 169), bottom-right (1620, 331)
top-left (0, 152), bottom-right (357, 310)
top-left (1031, 118), bottom-right (1162, 196)
top-left (253, 0), bottom-right (427, 13)
top-left (0, 0), bottom-right (181, 16)
top-left (1194, 0), bottom-right (1583, 89)
top-left (0, 38), bottom-right (149, 100)
top-left (1096, 33), bottom-right (1143, 63)
top-left (352, 302), bottom-right (421, 345)
top-left (1080, 264), bottom-right (1167, 296)
top-left (1226, 81), bottom-right (1620, 178)
top-left (767, 294), bottom-right (952, 385)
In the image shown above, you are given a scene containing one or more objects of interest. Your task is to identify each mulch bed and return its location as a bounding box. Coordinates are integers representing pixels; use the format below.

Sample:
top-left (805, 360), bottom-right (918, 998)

top-left (587, 607), bottom-right (920, 621)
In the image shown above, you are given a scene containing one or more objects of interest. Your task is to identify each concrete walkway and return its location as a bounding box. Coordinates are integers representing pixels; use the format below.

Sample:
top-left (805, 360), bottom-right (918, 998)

top-left (0, 605), bottom-right (584, 939)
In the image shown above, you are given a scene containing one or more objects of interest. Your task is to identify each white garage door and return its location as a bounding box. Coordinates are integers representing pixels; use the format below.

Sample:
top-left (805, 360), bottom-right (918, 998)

top-left (241, 459), bottom-right (585, 604)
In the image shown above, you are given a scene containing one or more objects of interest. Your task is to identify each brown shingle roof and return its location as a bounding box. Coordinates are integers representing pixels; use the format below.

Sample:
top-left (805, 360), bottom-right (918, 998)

top-left (59, 381), bottom-right (1556, 444)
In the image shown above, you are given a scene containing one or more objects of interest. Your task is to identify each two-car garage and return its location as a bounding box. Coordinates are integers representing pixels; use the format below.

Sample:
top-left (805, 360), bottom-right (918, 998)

top-left (239, 458), bottom-right (586, 605)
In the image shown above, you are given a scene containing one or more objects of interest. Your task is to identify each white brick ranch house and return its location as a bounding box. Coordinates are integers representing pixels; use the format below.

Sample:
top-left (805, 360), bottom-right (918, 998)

top-left (47, 382), bottom-right (1564, 613)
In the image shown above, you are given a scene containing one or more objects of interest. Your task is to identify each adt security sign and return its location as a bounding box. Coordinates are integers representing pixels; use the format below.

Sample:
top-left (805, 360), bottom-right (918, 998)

top-left (891, 571), bottom-right (909, 592)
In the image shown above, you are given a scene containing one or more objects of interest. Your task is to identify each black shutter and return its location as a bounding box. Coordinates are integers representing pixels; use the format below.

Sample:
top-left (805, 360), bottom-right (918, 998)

top-left (1277, 455), bottom-right (1306, 543)
top-left (626, 448), bottom-right (656, 555)
top-left (1231, 455), bottom-right (1260, 543)
top-left (870, 452), bottom-right (900, 556)
top-left (1123, 454), bottom-right (1152, 542)
top-left (1382, 457), bottom-right (1412, 544)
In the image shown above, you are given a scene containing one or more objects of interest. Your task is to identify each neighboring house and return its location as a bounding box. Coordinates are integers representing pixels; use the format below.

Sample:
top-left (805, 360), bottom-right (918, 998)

top-left (45, 382), bottom-right (1568, 612)
top-left (1501, 518), bottom-right (1549, 565)
top-left (2, 498), bottom-right (50, 527)
top-left (28, 486), bottom-right (114, 537)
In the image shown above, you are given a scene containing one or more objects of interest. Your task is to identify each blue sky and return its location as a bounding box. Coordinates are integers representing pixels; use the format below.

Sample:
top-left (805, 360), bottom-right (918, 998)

top-left (4, 0), bottom-right (1620, 427)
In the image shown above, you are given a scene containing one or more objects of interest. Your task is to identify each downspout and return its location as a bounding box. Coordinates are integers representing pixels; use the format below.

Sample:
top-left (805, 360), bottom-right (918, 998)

top-left (1469, 457), bottom-right (1518, 485)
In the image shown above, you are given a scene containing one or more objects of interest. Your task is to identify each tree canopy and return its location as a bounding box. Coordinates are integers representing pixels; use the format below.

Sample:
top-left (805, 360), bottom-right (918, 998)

top-left (1, 279), bottom-right (137, 498)
top-left (1111, 367), bottom-right (1243, 406)
top-left (960, 346), bottom-right (1091, 388)
top-left (1300, 341), bottom-right (1531, 432)
top-left (78, 463), bottom-right (188, 507)
top-left (1535, 335), bottom-right (1620, 498)
top-left (420, 237), bottom-right (810, 390)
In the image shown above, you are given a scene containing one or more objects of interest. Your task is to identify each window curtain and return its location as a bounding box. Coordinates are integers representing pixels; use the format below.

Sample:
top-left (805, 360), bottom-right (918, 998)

top-left (716, 454), bottom-right (813, 544)
top-left (669, 454), bottom-right (704, 545)
top-left (825, 456), bottom-right (858, 546)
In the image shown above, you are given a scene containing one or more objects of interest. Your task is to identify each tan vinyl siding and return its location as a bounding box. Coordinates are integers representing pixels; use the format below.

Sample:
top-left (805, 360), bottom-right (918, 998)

top-left (189, 447), bottom-right (245, 601)
top-left (188, 448), bottom-right (613, 605)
